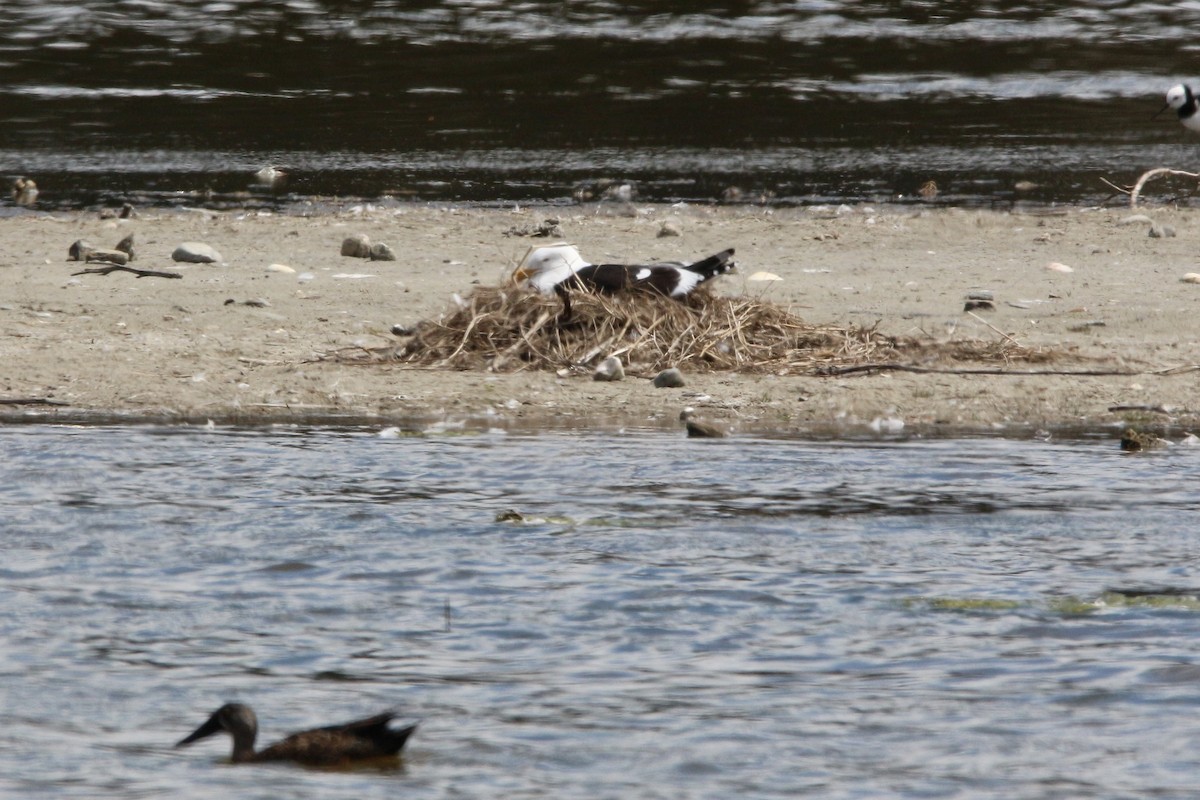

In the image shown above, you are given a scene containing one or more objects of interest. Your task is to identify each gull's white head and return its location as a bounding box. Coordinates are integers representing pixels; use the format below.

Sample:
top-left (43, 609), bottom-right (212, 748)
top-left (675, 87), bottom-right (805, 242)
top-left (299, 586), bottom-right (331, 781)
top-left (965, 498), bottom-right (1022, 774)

top-left (511, 243), bottom-right (589, 292)
top-left (1166, 84), bottom-right (1192, 111)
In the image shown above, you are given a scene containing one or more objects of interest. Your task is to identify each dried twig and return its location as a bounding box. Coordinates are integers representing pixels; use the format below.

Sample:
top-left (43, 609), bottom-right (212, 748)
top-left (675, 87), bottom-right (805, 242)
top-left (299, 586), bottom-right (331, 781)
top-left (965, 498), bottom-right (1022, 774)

top-left (71, 264), bottom-right (183, 279)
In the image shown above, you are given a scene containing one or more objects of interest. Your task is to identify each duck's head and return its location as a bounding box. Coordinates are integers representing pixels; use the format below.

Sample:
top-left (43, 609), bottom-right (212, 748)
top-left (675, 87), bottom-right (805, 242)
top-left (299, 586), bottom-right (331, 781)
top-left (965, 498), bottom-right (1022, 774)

top-left (176, 703), bottom-right (258, 761)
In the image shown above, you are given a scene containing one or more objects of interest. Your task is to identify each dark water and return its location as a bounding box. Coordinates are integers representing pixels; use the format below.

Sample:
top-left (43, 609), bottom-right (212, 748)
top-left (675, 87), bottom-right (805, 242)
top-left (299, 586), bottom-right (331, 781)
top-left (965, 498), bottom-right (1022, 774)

top-left (4, 424), bottom-right (1200, 798)
top-left (3, 1), bottom-right (1200, 211)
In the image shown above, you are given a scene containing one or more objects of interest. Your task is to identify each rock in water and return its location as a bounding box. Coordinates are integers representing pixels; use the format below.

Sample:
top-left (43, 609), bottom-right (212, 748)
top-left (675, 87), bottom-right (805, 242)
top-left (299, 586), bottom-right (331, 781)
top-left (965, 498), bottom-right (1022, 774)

top-left (593, 355), bottom-right (624, 382)
top-left (341, 234), bottom-right (372, 258)
top-left (172, 242), bottom-right (223, 263)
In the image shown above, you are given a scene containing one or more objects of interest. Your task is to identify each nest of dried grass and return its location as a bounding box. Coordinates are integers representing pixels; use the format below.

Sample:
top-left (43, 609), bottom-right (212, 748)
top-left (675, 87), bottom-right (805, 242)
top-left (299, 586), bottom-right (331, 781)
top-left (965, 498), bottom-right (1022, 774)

top-left (331, 285), bottom-right (1061, 375)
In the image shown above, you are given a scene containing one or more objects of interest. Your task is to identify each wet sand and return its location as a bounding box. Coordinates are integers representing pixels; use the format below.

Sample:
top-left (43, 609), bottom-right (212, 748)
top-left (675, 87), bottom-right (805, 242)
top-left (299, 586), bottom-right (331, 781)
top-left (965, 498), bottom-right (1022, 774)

top-left (2, 202), bottom-right (1198, 437)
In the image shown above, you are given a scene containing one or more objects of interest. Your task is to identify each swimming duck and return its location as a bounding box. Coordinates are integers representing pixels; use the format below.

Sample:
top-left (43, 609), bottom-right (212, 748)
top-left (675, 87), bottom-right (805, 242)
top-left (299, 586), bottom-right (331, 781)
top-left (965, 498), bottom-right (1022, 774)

top-left (175, 703), bottom-right (417, 766)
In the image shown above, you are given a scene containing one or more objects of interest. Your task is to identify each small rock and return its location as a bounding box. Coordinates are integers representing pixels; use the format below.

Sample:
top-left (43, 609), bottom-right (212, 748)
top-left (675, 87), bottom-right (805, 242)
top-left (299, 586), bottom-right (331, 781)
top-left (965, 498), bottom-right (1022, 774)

top-left (1120, 428), bottom-right (1168, 452)
top-left (657, 220), bottom-right (682, 237)
top-left (340, 233), bottom-right (372, 258)
top-left (1045, 261), bottom-right (1073, 273)
top-left (369, 242), bottom-right (397, 261)
top-left (114, 233), bottom-right (135, 261)
top-left (652, 368), bottom-right (686, 388)
top-left (68, 239), bottom-right (94, 261)
top-left (593, 355), bottom-right (624, 382)
top-left (748, 271), bottom-right (783, 282)
top-left (172, 242), bottom-right (223, 263)
top-left (86, 249), bottom-right (130, 266)
top-left (964, 300), bottom-right (995, 312)
top-left (266, 263), bottom-right (296, 274)
top-left (12, 177), bottom-right (37, 206)
top-left (119, 203), bottom-right (136, 219)
top-left (391, 323), bottom-right (417, 337)
top-left (1149, 224), bottom-right (1177, 238)
top-left (1181, 273), bottom-right (1200, 284)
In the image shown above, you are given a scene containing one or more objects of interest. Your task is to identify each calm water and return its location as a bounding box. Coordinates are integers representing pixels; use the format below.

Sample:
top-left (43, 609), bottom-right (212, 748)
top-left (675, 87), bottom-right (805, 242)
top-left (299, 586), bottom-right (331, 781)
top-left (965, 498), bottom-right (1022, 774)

top-left (4, 1), bottom-right (1200, 209)
top-left (3, 424), bottom-right (1200, 798)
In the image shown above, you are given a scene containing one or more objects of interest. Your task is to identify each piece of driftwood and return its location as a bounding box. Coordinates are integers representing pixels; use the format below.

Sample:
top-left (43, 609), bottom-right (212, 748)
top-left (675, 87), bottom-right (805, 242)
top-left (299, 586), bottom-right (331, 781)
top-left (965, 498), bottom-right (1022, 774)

top-left (71, 264), bottom-right (182, 279)
top-left (818, 363), bottom-right (1144, 377)
top-left (0, 397), bottom-right (68, 406)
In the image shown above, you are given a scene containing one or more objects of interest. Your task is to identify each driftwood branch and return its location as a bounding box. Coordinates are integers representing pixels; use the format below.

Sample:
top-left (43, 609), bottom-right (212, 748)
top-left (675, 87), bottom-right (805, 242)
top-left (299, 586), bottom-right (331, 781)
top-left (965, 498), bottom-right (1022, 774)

top-left (1105, 167), bottom-right (1200, 209)
top-left (71, 264), bottom-right (182, 279)
top-left (818, 363), bottom-right (1146, 377)
top-left (0, 397), bottom-right (69, 406)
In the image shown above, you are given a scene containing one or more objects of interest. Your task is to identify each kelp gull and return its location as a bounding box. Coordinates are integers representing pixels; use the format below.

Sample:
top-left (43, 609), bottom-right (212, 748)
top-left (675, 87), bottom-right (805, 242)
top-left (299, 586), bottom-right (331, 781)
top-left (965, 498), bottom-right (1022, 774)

top-left (512, 243), bottom-right (737, 299)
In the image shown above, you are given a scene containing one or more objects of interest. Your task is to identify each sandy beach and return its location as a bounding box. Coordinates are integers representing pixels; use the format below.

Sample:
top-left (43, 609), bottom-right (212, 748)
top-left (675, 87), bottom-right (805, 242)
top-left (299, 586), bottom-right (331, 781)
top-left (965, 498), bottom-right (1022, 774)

top-left (2, 201), bottom-right (1198, 437)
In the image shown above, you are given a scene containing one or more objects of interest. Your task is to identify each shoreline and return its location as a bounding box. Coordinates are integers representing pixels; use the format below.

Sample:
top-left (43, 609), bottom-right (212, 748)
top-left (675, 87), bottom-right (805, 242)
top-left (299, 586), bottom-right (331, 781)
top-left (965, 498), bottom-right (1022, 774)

top-left (2, 202), bottom-right (1198, 439)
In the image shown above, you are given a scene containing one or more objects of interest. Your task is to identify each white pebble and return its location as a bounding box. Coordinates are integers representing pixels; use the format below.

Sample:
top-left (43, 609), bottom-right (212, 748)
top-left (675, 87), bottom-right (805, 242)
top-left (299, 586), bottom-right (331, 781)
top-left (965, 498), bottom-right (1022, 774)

top-left (1045, 261), bottom-right (1074, 273)
top-left (1182, 273), bottom-right (1200, 284)
top-left (267, 263), bottom-right (296, 274)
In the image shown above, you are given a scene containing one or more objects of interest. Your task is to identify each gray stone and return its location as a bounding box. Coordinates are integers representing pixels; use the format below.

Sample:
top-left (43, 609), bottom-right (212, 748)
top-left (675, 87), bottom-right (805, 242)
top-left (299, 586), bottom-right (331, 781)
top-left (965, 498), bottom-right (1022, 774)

top-left (340, 233), bottom-right (372, 258)
top-left (68, 239), bottom-right (94, 261)
top-left (369, 242), bottom-right (397, 261)
top-left (1149, 224), bottom-right (1177, 239)
top-left (593, 355), bottom-right (624, 382)
top-left (652, 368), bottom-right (686, 388)
top-left (172, 242), bottom-right (223, 263)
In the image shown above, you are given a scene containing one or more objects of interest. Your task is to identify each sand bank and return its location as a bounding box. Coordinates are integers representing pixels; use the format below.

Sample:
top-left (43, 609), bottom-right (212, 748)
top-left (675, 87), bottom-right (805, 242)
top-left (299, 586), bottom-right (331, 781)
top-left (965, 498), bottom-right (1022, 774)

top-left (2, 202), bottom-right (1197, 437)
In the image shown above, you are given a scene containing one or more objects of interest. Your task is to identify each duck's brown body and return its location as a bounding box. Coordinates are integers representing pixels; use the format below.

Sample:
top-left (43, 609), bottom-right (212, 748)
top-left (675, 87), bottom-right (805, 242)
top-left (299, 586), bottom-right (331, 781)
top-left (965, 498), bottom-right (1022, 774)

top-left (176, 703), bottom-right (417, 766)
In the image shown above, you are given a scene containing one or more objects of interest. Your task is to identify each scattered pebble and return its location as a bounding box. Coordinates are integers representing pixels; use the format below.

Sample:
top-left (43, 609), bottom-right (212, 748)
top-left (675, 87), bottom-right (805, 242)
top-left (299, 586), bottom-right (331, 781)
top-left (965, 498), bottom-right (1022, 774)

top-left (172, 242), bottom-right (223, 263)
top-left (86, 249), bottom-right (130, 266)
top-left (593, 355), bottom-right (624, 382)
top-left (391, 324), bottom-right (417, 336)
top-left (657, 220), bottom-right (682, 237)
top-left (114, 234), bottom-right (135, 261)
top-left (964, 299), bottom-right (995, 311)
top-left (369, 242), bottom-right (397, 261)
top-left (503, 218), bottom-right (563, 238)
top-left (1182, 273), bottom-right (1200, 284)
top-left (1118, 214), bottom-right (1154, 226)
top-left (748, 271), bottom-right (783, 282)
top-left (68, 239), bottom-right (94, 261)
top-left (1045, 261), bottom-right (1073, 273)
top-left (1149, 224), bottom-right (1177, 238)
top-left (340, 233), bottom-right (372, 258)
top-left (266, 263), bottom-right (296, 274)
top-left (652, 368), bottom-right (686, 388)
top-left (12, 177), bottom-right (37, 206)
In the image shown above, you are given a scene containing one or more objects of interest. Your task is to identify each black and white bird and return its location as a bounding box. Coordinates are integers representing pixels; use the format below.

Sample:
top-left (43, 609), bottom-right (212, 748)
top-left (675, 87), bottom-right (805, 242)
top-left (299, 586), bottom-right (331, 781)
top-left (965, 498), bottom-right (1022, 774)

top-left (512, 243), bottom-right (736, 298)
top-left (1160, 84), bottom-right (1200, 133)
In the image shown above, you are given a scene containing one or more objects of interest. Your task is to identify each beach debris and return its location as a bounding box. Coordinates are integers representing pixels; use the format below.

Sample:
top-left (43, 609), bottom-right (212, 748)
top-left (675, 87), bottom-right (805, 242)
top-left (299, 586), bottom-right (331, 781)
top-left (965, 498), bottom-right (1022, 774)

top-left (11, 177), bottom-right (37, 206)
top-left (652, 367), bottom-right (686, 388)
top-left (1045, 261), bottom-right (1074, 273)
top-left (390, 323), bottom-right (418, 337)
top-left (503, 218), bottom-right (563, 238)
top-left (593, 355), bottom-right (624, 382)
top-left (964, 290), bottom-right (995, 312)
top-left (224, 298), bottom-right (271, 308)
top-left (657, 220), bottom-right (682, 238)
top-left (1120, 428), bottom-right (1169, 452)
top-left (368, 242), bottom-right (397, 261)
top-left (86, 248), bottom-right (130, 266)
top-left (918, 180), bottom-right (939, 200)
top-left (115, 233), bottom-right (135, 261)
top-left (680, 408), bottom-right (729, 438)
top-left (172, 242), bottom-right (223, 263)
top-left (1067, 320), bottom-right (1106, 332)
top-left (100, 203), bottom-right (137, 220)
top-left (266, 263), bottom-right (295, 274)
top-left (1149, 223), bottom-right (1177, 238)
top-left (748, 271), bottom-right (782, 282)
top-left (869, 415), bottom-right (906, 434)
top-left (1182, 273), bottom-right (1200, 284)
top-left (71, 264), bottom-right (182, 279)
top-left (340, 234), bottom-right (372, 258)
top-left (68, 239), bottom-right (94, 261)
top-left (1014, 180), bottom-right (1039, 193)
top-left (252, 165), bottom-right (287, 190)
